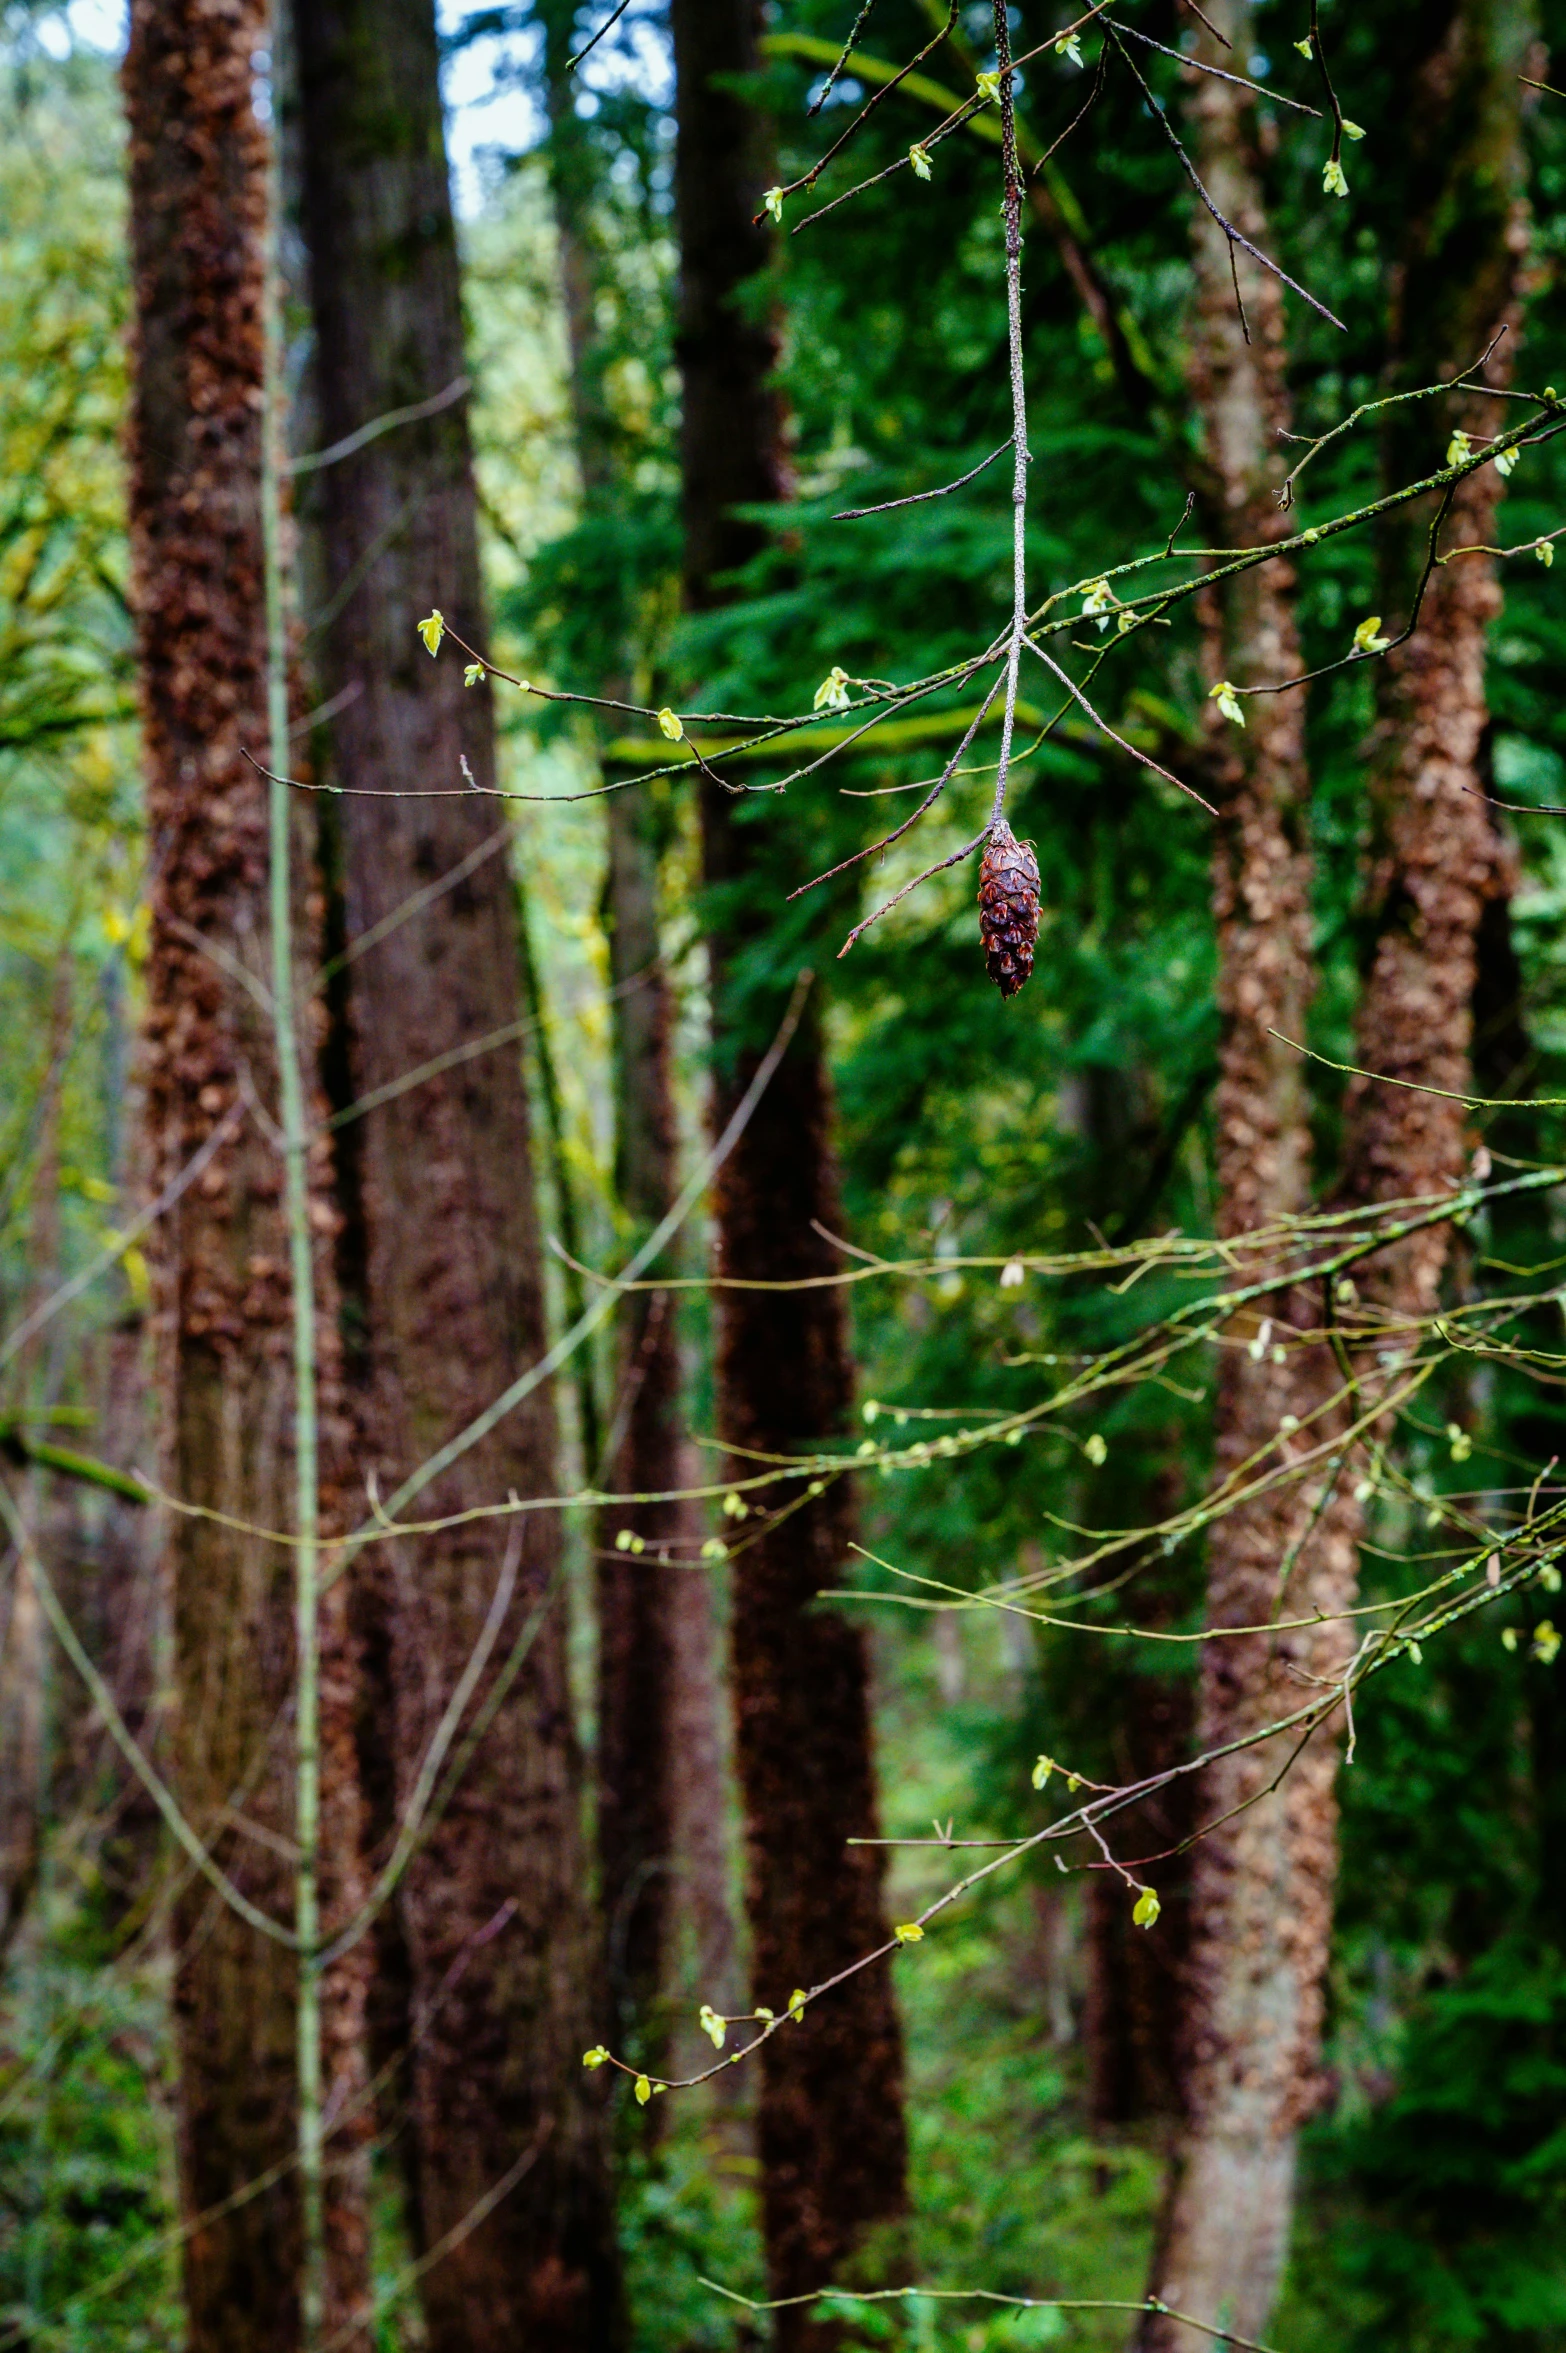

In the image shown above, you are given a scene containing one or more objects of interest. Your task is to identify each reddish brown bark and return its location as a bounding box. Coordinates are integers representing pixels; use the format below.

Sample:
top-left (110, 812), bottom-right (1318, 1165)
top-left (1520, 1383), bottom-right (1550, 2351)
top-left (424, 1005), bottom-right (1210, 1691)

top-left (1145, 11), bottom-right (1531, 2346)
top-left (671, 0), bottom-right (907, 2325)
top-left (1139, 8), bottom-right (1356, 2341)
top-left (122, 6), bottom-right (370, 2345)
top-left (1341, 0), bottom-right (1532, 1308)
top-left (291, 5), bottom-right (620, 2347)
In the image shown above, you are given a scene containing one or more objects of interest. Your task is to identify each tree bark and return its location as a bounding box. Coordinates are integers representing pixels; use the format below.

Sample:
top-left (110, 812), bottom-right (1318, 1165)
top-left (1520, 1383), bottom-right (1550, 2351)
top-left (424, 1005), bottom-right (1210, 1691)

top-left (122, 7), bottom-right (370, 2344)
top-left (1144, 10), bottom-right (1532, 2346)
top-left (1340, 0), bottom-right (1532, 1299)
top-left (290, 6), bottom-right (621, 2347)
top-left (671, 0), bottom-right (908, 2327)
top-left (536, 0), bottom-right (686, 2063)
top-left (1138, 9), bottom-right (1357, 2342)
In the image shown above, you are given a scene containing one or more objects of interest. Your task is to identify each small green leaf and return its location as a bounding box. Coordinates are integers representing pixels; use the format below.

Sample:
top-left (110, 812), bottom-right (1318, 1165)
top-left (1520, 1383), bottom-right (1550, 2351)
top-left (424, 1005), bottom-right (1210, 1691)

top-left (634, 2074), bottom-right (652, 2104)
top-left (1132, 1888), bottom-right (1161, 1930)
top-left (893, 1921), bottom-right (925, 1944)
top-left (1322, 157), bottom-right (1348, 199)
top-left (1535, 1620), bottom-right (1562, 1665)
top-left (463, 661), bottom-right (485, 686)
top-left (1342, 119), bottom-right (1365, 140)
top-left (1053, 31), bottom-right (1083, 65)
top-left (908, 143), bottom-right (933, 182)
top-left (1084, 1432), bottom-right (1108, 1466)
top-left (1210, 680), bottom-right (1246, 727)
top-left (787, 1987), bottom-right (808, 2022)
top-left (1294, 36), bottom-right (1312, 57)
top-left (976, 68), bottom-right (1000, 102)
top-left (1494, 445), bottom-right (1519, 478)
top-left (763, 186), bottom-right (785, 224)
top-left (1031, 1754), bottom-right (1055, 1790)
top-left (699, 2004), bottom-right (727, 2048)
top-left (1536, 540), bottom-right (1554, 567)
top-left (700, 1536), bottom-right (728, 1561)
top-left (582, 2045), bottom-right (609, 2068)
top-left (1352, 614), bottom-right (1390, 655)
top-left (657, 706), bottom-right (684, 741)
top-left (417, 610), bottom-right (445, 656)
top-left (814, 664), bottom-right (852, 711)
top-left (1446, 428), bottom-right (1472, 468)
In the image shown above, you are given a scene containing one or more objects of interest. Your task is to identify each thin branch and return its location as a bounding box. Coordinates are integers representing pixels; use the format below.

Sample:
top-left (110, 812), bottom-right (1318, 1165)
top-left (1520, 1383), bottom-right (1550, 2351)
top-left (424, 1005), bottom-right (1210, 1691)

top-left (568, 0), bottom-right (633, 71)
top-left (286, 376), bottom-right (469, 477)
top-left (832, 438), bottom-right (1011, 519)
top-left (787, 669), bottom-right (1005, 898)
top-left (1109, 27), bottom-right (1345, 332)
top-left (807, 0), bottom-right (882, 115)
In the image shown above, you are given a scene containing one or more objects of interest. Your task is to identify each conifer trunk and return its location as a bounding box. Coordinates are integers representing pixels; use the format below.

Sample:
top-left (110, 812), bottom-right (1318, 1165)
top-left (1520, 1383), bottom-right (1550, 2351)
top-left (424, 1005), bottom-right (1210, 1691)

top-left (1138, 8), bottom-right (1356, 2341)
top-left (1340, 0), bottom-right (1531, 1294)
top-left (1144, 11), bottom-right (1530, 2346)
top-left (291, 5), bottom-right (620, 2346)
top-left (123, 6), bottom-right (370, 2343)
top-left (671, 0), bottom-right (908, 2326)
top-left (537, 0), bottom-right (686, 2060)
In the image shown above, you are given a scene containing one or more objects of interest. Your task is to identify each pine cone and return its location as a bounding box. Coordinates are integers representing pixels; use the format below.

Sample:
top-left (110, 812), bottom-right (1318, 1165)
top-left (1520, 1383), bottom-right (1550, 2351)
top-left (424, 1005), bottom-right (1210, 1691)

top-left (977, 821), bottom-right (1040, 999)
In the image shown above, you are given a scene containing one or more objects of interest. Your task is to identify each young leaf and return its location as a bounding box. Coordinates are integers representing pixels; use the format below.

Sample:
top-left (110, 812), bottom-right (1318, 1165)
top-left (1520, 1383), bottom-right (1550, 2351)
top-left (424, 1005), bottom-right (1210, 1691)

top-left (908, 143), bottom-right (933, 182)
top-left (416, 609), bottom-right (445, 656)
top-left (1132, 1888), bottom-right (1161, 1930)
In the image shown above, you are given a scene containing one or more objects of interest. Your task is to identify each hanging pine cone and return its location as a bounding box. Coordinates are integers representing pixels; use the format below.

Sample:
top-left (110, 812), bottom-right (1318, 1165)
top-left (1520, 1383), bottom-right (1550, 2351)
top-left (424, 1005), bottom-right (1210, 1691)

top-left (977, 821), bottom-right (1040, 999)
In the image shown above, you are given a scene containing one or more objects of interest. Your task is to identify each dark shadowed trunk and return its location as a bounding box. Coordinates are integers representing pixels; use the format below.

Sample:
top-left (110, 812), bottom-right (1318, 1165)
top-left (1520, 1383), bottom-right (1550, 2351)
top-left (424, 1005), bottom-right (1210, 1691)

top-left (291, 5), bottom-right (621, 2347)
top-left (671, 0), bottom-right (908, 2326)
top-left (1139, 7), bottom-right (1356, 2342)
top-left (536, 0), bottom-right (685, 2062)
top-left (122, 6), bottom-right (370, 2344)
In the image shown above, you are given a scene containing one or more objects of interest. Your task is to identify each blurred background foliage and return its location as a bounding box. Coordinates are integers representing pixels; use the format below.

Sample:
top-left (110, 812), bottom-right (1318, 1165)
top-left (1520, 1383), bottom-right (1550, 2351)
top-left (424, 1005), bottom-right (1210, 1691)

top-left (3, 0), bottom-right (1566, 2345)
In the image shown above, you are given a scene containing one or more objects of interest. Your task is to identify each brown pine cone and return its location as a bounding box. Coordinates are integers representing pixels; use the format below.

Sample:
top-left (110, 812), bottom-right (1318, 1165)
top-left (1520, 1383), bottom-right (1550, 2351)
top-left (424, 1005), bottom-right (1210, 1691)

top-left (977, 821), bottom-right (1040, 999)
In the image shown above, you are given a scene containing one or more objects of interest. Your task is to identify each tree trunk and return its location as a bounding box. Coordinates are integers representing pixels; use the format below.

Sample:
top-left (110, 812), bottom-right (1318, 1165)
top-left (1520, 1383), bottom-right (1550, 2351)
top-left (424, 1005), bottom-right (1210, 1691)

top-left (536, 1), bottom-right (686, 2063)
top-left (671, 0), bottom-right (908, 2325)
top-left (291, 7), bottom-right (621, 2347)
top-left (1138, 8), bottom-right (1357, 2342)
top-left (1143, 10), bottom-right (1532, 2346)
top-left (122, 7), bottom-right (370, 2344)
top-left (593, 796), bottom-right (683, 2056)
top-left (1340, 0), bottom-right (1532, 1299)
